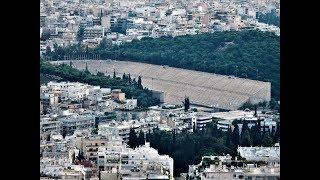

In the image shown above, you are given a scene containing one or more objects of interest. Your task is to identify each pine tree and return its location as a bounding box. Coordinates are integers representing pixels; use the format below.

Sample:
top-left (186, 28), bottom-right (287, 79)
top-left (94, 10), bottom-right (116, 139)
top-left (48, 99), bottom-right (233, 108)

top-left (122, 73), bottom-right (126, 80)
top-left (69, 61), bottom-right (73, 67)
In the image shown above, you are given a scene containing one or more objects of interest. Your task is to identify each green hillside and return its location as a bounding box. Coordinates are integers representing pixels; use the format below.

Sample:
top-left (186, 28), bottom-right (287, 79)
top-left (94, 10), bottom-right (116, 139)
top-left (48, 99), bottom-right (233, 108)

top-left (47, 30), bottom-right (280, 100)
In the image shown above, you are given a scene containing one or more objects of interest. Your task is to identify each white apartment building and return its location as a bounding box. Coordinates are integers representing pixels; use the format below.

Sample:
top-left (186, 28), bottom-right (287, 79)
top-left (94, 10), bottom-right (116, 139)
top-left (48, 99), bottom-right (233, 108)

top-left (84, 25), bottom-right (106, 39)
top-left (40, 157), bottom-right (95, 179)
top-left (40, 117), bottom-right (62, 134)
top-left (188, 153), bottom-right (280, 180)
top-left (217, 120), bottom-right (231, 132)
top-left (98, 121), bottom-right (141, 143)
top-left (180, 112), bottom-right (213, 131)
top-left (87, 86), bottom-right (112, 103)
top-left (76, 135), bottom-right (108, 163)
top-left (46, 81), bottom-right (91, 101)
top-left (40, 92), bottom-right (59, 109)
top-left (97, 141), bottom-right (174, 180)
top-left (237, 146), bottom-right (280, 164)
top-left (59, 114), bottom-right (95, 135)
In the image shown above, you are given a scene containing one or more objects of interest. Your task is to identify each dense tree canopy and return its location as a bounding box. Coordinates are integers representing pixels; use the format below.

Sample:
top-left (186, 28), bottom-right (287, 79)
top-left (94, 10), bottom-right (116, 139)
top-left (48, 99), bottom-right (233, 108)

top-left (40, 61), bottom-right (159, 108)
top-left (46, 30), bottom-right (280, 100)
top-left (256, 11), bottom-right (280, 27)
top-left (131, 121), bottom-right (280, 176)
top-left (116, 116), bottom-right (282, 177)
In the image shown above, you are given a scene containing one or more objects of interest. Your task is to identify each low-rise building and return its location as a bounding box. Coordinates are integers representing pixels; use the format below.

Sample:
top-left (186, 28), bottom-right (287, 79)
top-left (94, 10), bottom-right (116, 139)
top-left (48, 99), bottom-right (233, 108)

top-left (84, 26), bottom-right (106, 39)
top-left (41, 117), bottom-right (62, 134)
top-left (79, 136), bottom-right (108, 163)
top-left (59, 114), bottom-right (95, 135)
top-left (97, 141), bottom-right (174, 180)
top-left (124, 99), bottom-right (137, 110)
top-left (188, 153), bottom-right (280, 180)
top-left (180, 112), bottom-right (213, 131)
top-left (237, 146), bottom-right (280, 164)
top-left (111, 89), bottom-right (126, 102)
top-left (98, 121), bottom-right (141, 143)
top-left (46, 81), bottom-right (91, 102)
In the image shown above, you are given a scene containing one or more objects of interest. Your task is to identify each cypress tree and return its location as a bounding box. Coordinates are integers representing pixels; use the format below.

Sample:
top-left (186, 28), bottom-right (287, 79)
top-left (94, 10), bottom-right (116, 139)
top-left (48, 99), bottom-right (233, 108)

top-left (128, 128), bottom-right (138, 149)
top-left (72, 152), bottom-right (76, 163)
top-left (46, 134), bottom-right (51, 142)
top-left (77, 26), bottom-right (85, 42)
top-left (113, 69), bottom-right (116, 78)
top-left (138, 76), bottom-right (142, 89)
top-left (138, 130), bottom-right (145, 146)
top-left (85, 62), bottom-right (89, 74)
top-left (270, 126), bottom-right (275, 139)
top-left (146, 129), bottom-right (151, 142)
top-left (85, 45), bottom-right (89, 55)
top-left (170, 129), bottom-right (176, 156)
top-left (225, 127), bottom-right (233, 149)
top-left (128, 74), bottom-right (131, 83)
top-left (231, 124), bottom-right (240, 147)
top-left (62, 129), bottom-right (67, 139)
top-left (77, 149), bottom-right (84, 161)
top-left (251, 123), bottom-right (262, 146)
top-left (273, 123), bottom-right (280, 143)
top-left (241, 120), bottom-right (249, 137)
top-left (241, 129), bottom-right (252, 146)
top-left (210, 123), bottom-right (219, 138)
top-left (184, 97), bottom-right (190, 112)
top-left (254, 105), bottom-right (258, 117)
top-left (262, 132), bottom-right (273, 147)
